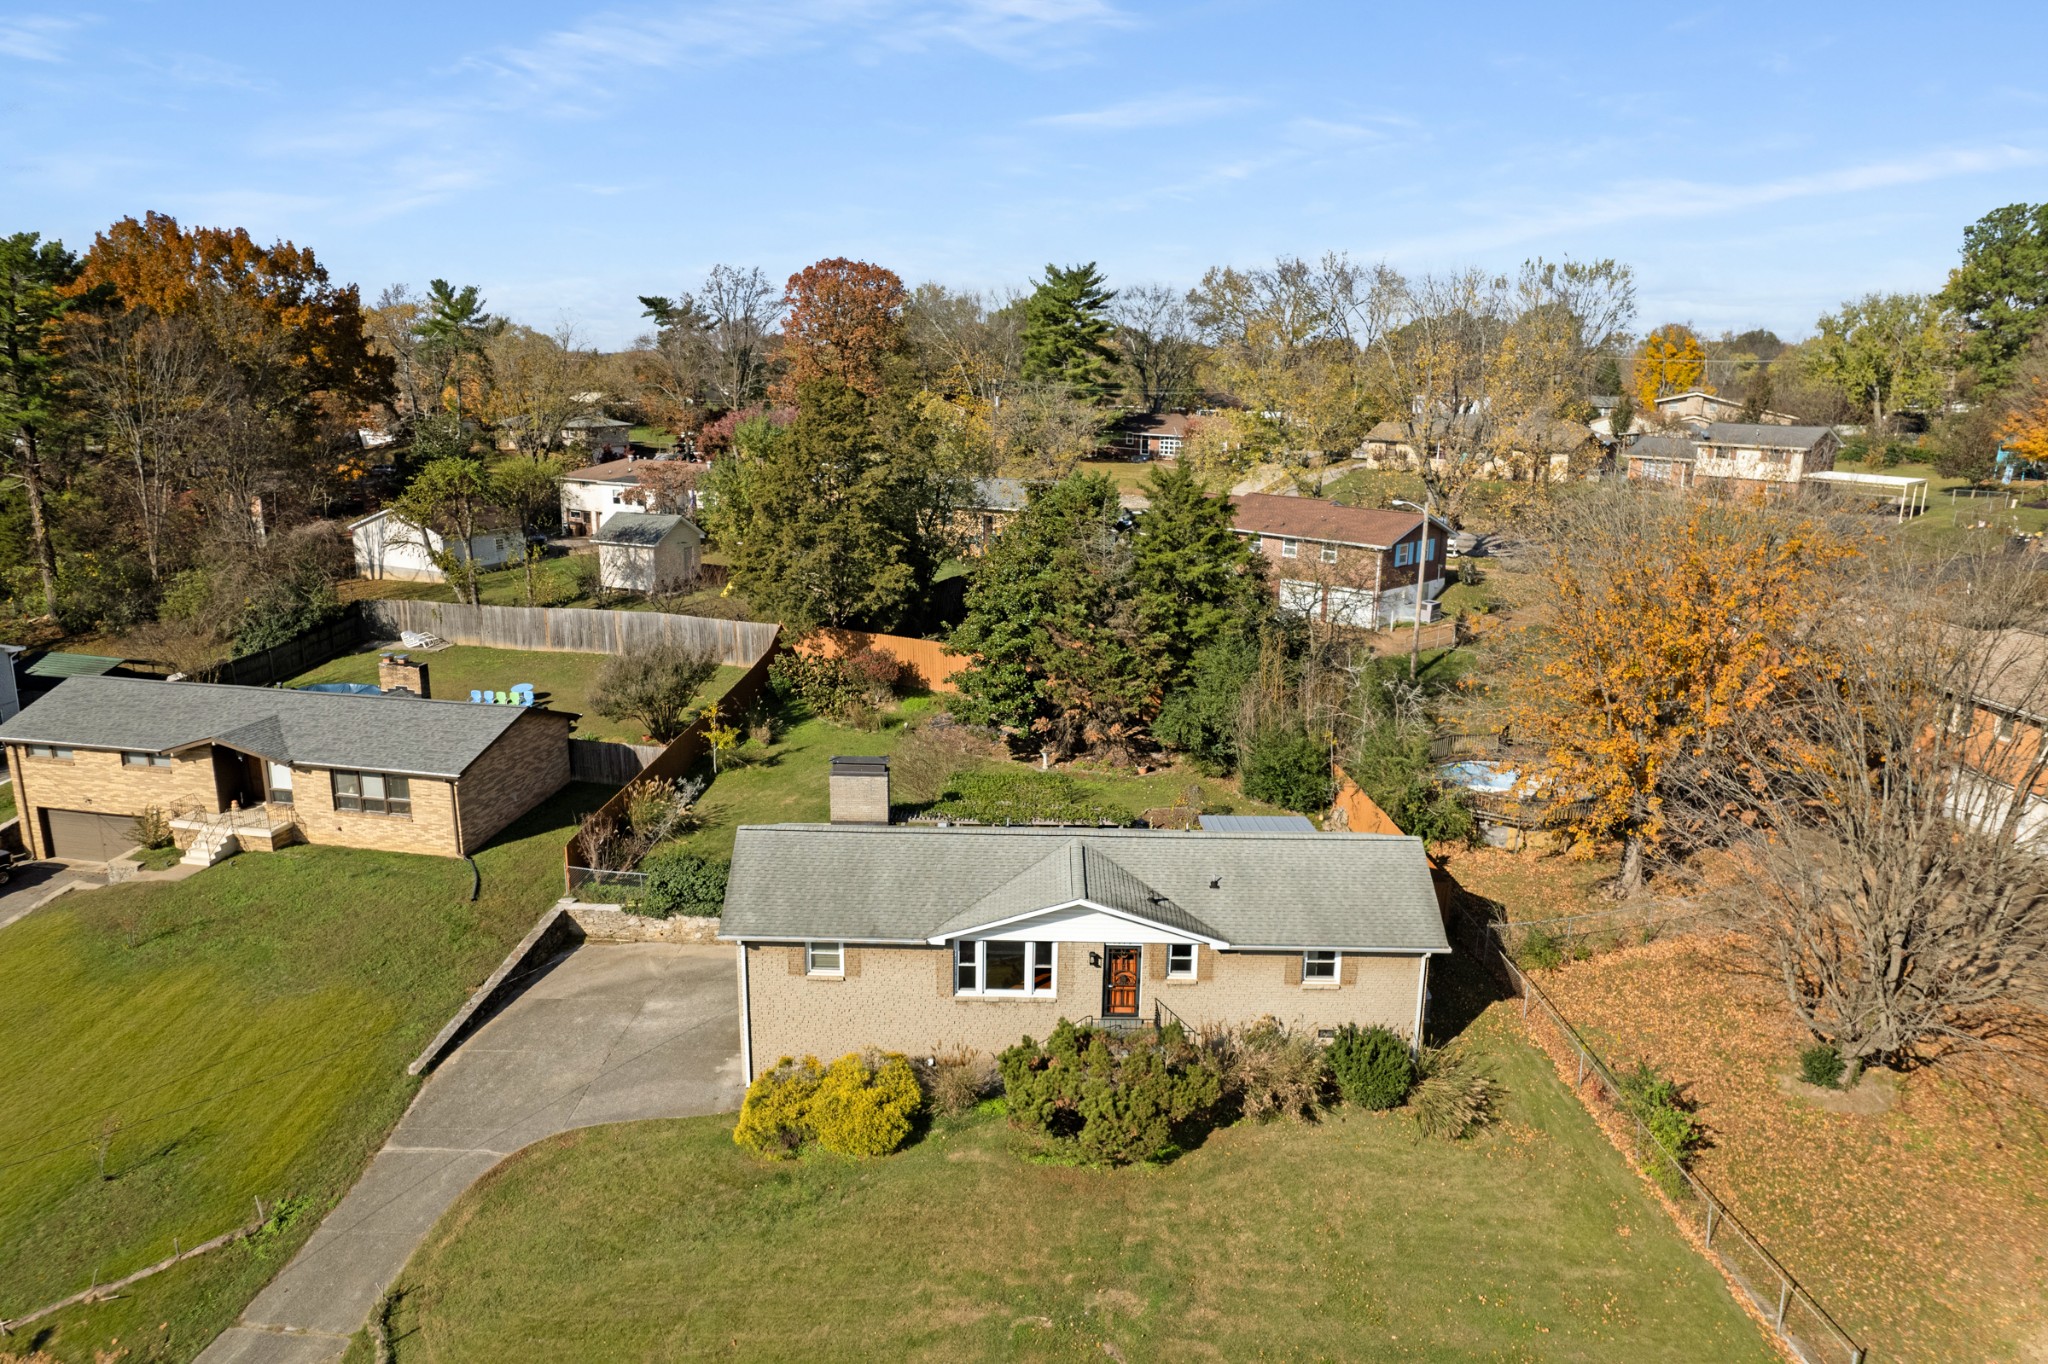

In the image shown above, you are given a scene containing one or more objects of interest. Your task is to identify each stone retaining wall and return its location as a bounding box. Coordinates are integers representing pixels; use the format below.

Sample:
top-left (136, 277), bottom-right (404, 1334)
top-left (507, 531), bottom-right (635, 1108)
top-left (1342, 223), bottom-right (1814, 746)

top-left (560, 900), bottom-right (722, 944)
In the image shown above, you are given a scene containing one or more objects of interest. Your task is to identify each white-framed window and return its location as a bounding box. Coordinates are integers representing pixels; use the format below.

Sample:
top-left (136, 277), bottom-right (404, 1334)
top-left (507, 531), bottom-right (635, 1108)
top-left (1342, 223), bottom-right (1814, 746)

top-left (1280, 538), bottom-right (1299, 559)
top-left (121, 750), bottom-right (172, 768)
top-left (1319, 544), bottom-right (1339, 564)
top-left (268, 762), bottom-right (295, 805)
top-left (1948, 702), bottom-right (1968, 734)
top-left (1302, 950), bottom-right (1339, 984)
top-left (805, 942), bottom-right (844, 977)
top-left (331, 770), bottom-right (412, 816)
top-left (1166, 943), bottom-right (1197, 979)
top-left (953, 940), bottom-right (1057, 996)
top-left (1997, 714), bottom-right (2016, 743)
top-left (1393, 543), bottom-right (1413, 567)
top-left (24, 744), bottom-right (73, 761)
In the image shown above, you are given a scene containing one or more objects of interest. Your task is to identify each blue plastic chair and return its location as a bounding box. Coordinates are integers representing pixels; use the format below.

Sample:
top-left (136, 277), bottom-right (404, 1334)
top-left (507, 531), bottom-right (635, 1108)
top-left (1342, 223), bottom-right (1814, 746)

top-left (470, 689), bottom-right (484, 703)
top-left (512, 683), bottom-right (536, 706)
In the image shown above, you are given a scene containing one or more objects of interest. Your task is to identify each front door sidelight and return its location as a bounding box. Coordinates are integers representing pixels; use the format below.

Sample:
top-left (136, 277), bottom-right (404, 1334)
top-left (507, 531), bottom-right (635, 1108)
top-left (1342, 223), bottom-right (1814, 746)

top-left (1102, 946), bottom-right (1141, 1017)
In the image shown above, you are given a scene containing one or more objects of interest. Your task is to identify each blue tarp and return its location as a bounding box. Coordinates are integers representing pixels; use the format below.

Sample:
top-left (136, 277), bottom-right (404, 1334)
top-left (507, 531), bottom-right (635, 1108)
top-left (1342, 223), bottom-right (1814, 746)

top-left (297, 682), bottom-right (385, 695)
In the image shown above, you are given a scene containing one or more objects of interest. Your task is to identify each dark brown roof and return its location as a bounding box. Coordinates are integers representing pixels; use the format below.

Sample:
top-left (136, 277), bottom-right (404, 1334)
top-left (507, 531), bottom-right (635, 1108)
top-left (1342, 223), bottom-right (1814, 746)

top-left (564, 456), bottom-right (709, 484)
top-left (1229, 493), bottom-right (1430, 549)
top-left (1111, 411), bottom-right (1195, 438)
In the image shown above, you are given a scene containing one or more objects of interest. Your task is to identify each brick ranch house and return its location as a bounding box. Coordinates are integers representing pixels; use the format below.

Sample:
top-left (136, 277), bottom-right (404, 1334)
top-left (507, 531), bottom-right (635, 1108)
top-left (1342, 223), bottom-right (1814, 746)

top-left (1229, 493), bottom-right (1451, 629)
top-left (721, 759), bottom-right (1449, 1079)
top-left (0, 675), bottom-right (570, 863)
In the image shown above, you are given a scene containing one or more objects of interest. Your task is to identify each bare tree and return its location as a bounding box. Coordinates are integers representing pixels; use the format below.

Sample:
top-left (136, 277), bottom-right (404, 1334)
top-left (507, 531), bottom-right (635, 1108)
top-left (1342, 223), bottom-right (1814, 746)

top-left (636, 265), bottom-right (781, 425)
top-left (68, 310), bottom-right (228, 579)
top-left (485, 323), bottom-right (596, 458)
top-left (1691, 549), bottom-right (2048, 1073)
top-left (903, 283), bottom-right (1022, 405)
top-left (1109, 283), bottom-right (1203, 412)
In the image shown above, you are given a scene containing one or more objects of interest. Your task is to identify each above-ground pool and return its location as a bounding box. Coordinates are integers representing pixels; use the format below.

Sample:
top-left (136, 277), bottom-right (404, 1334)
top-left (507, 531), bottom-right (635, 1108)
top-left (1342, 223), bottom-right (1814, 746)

top-left (1439, 760), bottom-right (1520, 794)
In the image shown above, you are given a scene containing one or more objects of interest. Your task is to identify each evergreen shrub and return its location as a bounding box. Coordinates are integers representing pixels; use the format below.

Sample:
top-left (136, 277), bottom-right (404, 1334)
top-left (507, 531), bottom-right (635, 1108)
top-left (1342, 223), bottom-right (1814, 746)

top-left (1326, 1024), bottom-right (1414, 1109)
top-left (998, 1019), bottom-right (1223, 1165)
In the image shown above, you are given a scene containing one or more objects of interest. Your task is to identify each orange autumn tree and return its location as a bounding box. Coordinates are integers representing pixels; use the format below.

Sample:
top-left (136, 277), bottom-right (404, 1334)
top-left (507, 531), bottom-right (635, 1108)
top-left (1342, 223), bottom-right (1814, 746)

top-left (2000, 373), bottom-right (2048, 465)
top-left (64, 211), bottom-right (391, 461)
top-left (1510, 495), bottom-right (1855, 894)
top-left (1631, 322), bottom-right (1709, 411)
top-left (773, 257), bottom-right (906, 402)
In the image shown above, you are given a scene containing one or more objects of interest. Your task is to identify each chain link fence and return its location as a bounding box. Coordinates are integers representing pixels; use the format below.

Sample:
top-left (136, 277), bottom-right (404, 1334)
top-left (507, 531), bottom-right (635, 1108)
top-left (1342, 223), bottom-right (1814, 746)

top-left (1450, 908), bottom-right (1868, 1364)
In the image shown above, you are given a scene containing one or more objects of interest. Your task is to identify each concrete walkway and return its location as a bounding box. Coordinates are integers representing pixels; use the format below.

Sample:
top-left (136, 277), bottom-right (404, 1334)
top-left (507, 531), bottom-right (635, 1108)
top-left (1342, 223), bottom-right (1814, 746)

top-left (196, 942), bottom-right (743, 1364)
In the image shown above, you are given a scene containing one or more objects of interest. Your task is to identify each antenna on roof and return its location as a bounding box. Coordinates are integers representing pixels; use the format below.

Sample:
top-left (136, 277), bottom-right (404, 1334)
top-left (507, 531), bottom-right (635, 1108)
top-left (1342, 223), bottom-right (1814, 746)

top-left (1209, 876), bottom-right (1222, 890)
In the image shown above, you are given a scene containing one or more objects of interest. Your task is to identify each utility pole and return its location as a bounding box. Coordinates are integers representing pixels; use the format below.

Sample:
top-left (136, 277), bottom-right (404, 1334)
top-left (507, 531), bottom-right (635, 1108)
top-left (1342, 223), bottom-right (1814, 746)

top-left (1393, 494), bottom-right (1435, 678)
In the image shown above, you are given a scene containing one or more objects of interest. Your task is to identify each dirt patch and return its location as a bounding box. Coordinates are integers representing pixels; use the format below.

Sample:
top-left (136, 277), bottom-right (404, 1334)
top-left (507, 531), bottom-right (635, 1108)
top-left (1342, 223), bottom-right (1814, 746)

top-left (1090, 1288), bottom-right (1146, 1317)
top-left (1778, 1069), bottom-right (1897, 1117)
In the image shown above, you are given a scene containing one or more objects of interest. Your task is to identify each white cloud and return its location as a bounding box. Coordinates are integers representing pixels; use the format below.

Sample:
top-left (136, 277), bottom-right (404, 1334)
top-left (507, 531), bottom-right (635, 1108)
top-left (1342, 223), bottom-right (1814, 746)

top-left (1033, 93), bottom-right (1252, 131)
top-left (1396, 144), bottom-right (2048, 257)
top-left (0, 14), bottom-right (82, 63)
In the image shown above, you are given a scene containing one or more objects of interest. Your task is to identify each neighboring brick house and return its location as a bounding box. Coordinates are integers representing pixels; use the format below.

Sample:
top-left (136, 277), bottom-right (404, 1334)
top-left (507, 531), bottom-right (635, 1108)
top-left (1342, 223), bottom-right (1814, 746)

top-left (1229, 493), bottom-right (1450, 629)
top-left (0, 676), bottom-right (571, 864)
top-left (1104, 411), bottom-right (1195, 461)
top-left (1624, 433), bottom-right (1702, 486)
top-left (1691, 423), bottom-right (1840, 494)
top-left (1652, 390), bottom-right (1799, 430)
top-left (952, 477), bottom-right (1029, 555)
top-left (721, 760), bottom-right (1448, 1079)
top-left (1946, 630), bottom-right (2048, 851)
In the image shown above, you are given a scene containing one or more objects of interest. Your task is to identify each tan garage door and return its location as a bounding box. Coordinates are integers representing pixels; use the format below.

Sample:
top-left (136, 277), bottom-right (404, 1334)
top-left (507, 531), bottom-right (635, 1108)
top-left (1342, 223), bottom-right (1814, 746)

top-left (41, 808), bottom-right (141, 862)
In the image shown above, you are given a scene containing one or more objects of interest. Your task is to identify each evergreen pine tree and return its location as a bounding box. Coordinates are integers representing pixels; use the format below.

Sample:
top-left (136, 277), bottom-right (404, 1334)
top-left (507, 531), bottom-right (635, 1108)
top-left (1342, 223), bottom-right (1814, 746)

top-left (1020, 263), bottom-right (1120, 401)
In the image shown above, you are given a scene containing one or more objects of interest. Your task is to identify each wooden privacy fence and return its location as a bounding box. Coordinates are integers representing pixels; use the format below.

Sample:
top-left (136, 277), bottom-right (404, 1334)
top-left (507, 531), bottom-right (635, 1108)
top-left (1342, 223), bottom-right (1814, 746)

top-left (205, 608), bottom-right (369, 686)
top-left (563, 631), bottom-right (782, 888)
top-left (362, 599), bottom-right (778, 668)
top-left (568, 738), bottom-right (666, 787)
top-left (793, 627), bottom-right (970, 694)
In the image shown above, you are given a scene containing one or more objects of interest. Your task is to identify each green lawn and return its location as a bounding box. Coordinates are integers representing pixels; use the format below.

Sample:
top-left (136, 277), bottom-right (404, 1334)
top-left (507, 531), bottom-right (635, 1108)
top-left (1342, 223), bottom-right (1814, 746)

top-left (357, 996), bottom-right (1774, 1363)
top-left (1077, 458), bottom-right (1180, 496)
top-left (342, 558), bottom-right (757, 621)
top-left (654, 705), bottom-right (1288, 865)
top-left (290, 644), bottom-right (747, 745)
top-left (0, 777), bottom-right (15, 825)
top-left (1828, 458), bottom-right (2048, 549)
top-left (0, 784), bottom-right (612, 1361)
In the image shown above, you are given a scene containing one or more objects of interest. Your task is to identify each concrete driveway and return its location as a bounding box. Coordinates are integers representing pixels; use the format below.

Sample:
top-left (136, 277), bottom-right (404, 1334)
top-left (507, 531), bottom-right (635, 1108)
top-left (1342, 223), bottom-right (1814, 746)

top-left (0, 861), bottom-right (102, 934)
top-left (196, 942), bottom-right (743, 1364)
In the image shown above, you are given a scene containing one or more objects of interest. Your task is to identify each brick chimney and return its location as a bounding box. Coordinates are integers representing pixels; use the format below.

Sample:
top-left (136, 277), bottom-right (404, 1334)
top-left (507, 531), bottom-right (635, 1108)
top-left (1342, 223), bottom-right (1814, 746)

top-left (828, 756), bottom-right (890, 825)
top-left (378, 652), bottom-right (431, 698)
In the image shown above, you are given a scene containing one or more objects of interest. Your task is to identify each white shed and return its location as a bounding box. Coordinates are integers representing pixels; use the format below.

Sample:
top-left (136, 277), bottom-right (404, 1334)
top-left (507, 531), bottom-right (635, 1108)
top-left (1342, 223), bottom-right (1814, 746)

top-left (593, 513), bottom-right (702, 594)
top-left (350, 508), bottom-right (519, 582)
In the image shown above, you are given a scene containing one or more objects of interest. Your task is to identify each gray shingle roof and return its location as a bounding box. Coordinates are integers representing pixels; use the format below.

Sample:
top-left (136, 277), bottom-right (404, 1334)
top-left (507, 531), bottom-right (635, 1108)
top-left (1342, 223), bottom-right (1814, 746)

top-left (593, 512), bottom-right (694, 546)
top-left (721, 825), bottom-right (1448, 952)
top-left (0, 676), bottom-right (539, 779)
top-left (966, 477), bottom-right (1030, 512)
top-left (1628, 434), bottom-right (1699, 461)
top-left (1701, 422), bottom-right (1835, 449)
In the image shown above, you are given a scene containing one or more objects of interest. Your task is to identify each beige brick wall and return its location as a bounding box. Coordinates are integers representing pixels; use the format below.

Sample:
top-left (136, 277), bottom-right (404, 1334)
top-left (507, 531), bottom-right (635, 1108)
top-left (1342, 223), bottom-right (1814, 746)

top-left (741, 940), bottom-right (1428, 1079)
top-left (291, 764), bottom-right (462, 857)
top-left (453, 711), bottom-right (571, 854)
top-left (8, 746), bottom-right (220, 859)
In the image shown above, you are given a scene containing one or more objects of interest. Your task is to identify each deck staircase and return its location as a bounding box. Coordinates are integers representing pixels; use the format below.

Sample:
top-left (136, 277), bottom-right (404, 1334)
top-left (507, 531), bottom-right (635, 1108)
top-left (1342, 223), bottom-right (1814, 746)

top-left (180, 822), bottom-right (241, 867)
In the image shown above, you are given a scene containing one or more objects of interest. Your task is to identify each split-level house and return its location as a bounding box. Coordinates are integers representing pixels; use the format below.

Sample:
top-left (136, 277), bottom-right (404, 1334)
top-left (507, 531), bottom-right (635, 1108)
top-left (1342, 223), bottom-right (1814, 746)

top-left (721, 758), bottom-right (1449, 1078)
top-left (1625, 424), bottom-right (1840, 497)
top-left (0, 673), bottom-right (570, 864)
top-left (1230, 493), bottom-right (1450, 628)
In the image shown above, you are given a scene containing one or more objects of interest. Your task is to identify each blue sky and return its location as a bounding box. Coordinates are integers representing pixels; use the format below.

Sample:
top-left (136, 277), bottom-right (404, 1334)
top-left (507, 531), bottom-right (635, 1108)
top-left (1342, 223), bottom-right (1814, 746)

top-left (5, 1), bottom-right (2045, 348)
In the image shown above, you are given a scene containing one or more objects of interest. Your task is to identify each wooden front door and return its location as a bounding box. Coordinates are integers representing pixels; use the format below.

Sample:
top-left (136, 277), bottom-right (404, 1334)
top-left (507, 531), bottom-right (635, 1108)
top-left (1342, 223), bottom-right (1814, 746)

top-left (1102, 946), bottom-right (1141, 1017)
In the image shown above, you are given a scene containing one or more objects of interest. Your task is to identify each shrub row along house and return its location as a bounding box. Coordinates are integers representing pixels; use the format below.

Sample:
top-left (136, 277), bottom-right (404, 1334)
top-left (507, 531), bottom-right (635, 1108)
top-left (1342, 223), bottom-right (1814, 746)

top-left (0, 675), bottom-right (571, 862)
top-left (720, 758), bottom-right (1449, 1078)
top-left (1228, 493), bottom-right (1451, 628)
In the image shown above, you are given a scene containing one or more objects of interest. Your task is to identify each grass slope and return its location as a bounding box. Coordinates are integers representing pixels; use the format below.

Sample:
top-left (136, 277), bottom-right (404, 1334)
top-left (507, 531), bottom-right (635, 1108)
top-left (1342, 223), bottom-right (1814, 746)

top-left (290, 644), bottom-right (746, 745)
top-left (0, 784), bottom-right (610, 1362)
top-left (367, 1005), bottom-right (1774, 1363)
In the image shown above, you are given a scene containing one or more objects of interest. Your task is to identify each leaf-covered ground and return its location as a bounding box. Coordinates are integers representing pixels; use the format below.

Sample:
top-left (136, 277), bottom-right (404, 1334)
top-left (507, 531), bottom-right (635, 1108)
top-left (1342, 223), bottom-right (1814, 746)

top-left (1531, 935), bottom-right (2048, 1364)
